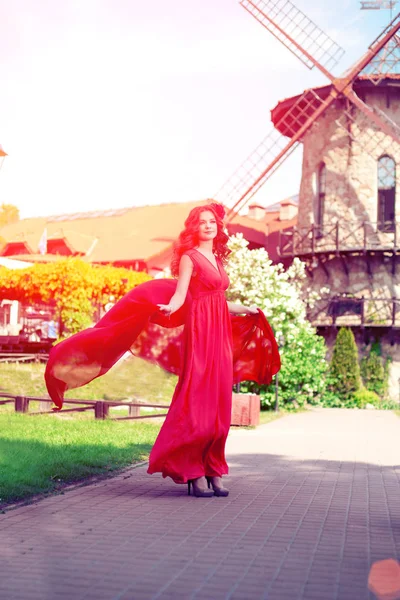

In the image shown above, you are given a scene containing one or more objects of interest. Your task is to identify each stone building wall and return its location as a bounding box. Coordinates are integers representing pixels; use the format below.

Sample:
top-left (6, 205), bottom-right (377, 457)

top-left (311, 255), bottom-right (400, 299)
top-left (296, 84), bottom-right (400, 401)
top-left (297, 87), bottom-right (400, 239)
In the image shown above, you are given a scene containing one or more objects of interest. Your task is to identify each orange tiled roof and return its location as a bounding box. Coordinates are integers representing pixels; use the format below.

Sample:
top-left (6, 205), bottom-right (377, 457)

top-left (230, 197), bottom-right (298, 234)
top-left (0, 201), bottom-right (213, 264)
top-left (0, 200), bottom-right (297, 266)
top-left (266, 216), bottom-right (298, 234)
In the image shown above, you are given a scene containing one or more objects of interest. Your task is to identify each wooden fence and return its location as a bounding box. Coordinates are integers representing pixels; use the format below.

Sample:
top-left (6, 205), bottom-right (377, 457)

top-left (0, 353), bottom-right (49, 364)
top-left (0, 392), bottom-right (170, 421)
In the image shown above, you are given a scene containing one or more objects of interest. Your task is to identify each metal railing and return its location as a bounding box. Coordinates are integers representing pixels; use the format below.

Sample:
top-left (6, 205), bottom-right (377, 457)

top-left (279, 220), bottom-right (400, 257)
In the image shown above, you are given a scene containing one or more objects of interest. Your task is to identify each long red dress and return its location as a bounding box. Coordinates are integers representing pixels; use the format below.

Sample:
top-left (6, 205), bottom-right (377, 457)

top-left (45, 251), bottom-right (281, 483)
top-left (147, 249), bottom-right (233, 483)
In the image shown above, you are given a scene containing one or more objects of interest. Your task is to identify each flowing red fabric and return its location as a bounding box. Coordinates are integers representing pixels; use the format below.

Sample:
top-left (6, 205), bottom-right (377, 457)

top-left (45, 249), bottom-right (280, 482)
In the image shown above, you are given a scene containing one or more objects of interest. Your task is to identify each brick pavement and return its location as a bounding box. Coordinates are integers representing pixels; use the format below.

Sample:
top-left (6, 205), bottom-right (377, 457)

top-left (0, 408), bottom-right (399, 600)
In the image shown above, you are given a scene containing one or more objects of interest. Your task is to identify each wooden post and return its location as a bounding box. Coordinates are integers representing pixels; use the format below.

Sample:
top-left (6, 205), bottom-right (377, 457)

top-left (15, 396), bottom-right (29, 413)
top-left (361, 296), bottom-right (365, 327)
top-left (128, 405), bottom-right (140, 418)
top-left (336, 222), bottom-right (340, 252)
top-left (363, 222), bottom-right (367, 253)
top-left (275, 373), bottom-right (279, 412)
top-left (95, 401), bottom-right (104, 419)
top-left (102, 403), bottom-right (110, 419)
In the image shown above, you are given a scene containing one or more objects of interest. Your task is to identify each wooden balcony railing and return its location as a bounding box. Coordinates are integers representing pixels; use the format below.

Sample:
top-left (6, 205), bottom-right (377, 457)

top-left (279, 220), bottom-right (400, 257)
top-left (307, 296), bottom-right (400, 328)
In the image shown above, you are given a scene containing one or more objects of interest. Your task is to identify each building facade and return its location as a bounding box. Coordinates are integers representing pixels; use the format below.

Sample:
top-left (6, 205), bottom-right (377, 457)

top-left (276, 75), bottom-right (400, 399)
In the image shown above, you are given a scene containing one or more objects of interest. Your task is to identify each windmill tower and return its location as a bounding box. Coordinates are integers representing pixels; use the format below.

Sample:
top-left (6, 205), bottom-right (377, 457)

top-left (215, 0), bottom-right (400, 399)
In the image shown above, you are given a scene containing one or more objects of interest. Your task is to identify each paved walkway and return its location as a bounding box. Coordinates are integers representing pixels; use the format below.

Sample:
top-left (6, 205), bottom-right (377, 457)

top-left (0, 409), bottom-right (399, 600)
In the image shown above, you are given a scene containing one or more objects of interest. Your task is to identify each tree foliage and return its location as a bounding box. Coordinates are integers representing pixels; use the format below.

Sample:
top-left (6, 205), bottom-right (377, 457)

top-left (0, 203), bottom-right (19, 228)
top-left (0, 258), bottom-right (151, 335)
top-left (352, 388), bottom-right (381, 409)
top-left (329, 328), bottom-right (361, 400)
top-left (0, 203), bottom-right (19, 249)
top-left (259, 327), bottom-right (327, 409)
top-left (226, 234), bottom-right (329, 408)
top-left (360, 342), bottom-right (390, 398)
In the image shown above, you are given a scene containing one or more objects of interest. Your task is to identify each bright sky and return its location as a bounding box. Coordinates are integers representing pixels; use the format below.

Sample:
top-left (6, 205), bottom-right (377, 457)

top-left (0, 0), bottom-right (394, 218)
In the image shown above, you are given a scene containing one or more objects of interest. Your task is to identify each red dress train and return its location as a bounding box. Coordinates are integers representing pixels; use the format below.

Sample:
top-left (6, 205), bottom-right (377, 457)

top-left (45, 249), bottom-right (281, 484)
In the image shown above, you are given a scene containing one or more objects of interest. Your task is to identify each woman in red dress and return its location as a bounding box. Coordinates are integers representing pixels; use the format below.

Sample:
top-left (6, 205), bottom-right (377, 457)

top-left (44, 202), bottom-right (280, 499)
top-left (149, 203), bottom-right (259, 497)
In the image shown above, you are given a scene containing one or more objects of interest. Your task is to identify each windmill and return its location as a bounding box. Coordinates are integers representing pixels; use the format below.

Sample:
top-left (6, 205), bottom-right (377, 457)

top-left (215, 0), bottom-right (400, 223)
top-left (214, 0), bottom-right (400, 389)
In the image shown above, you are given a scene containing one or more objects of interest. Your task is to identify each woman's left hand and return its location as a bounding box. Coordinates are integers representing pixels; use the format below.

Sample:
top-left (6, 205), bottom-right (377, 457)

top-left (247, 305), bottom-right (259, 315)
top-left (158, 303), bottom-right (173, 316)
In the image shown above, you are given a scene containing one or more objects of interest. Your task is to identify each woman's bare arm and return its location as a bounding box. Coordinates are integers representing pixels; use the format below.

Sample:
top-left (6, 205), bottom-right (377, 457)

top-left (158, 255), bottom-right (193, 315)
top-left (227, 301), bottom-right (258, 315)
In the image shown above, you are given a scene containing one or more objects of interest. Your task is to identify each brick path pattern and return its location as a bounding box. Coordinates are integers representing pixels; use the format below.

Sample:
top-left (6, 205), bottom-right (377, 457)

top-left (0, 408), bottom-right (399, 600)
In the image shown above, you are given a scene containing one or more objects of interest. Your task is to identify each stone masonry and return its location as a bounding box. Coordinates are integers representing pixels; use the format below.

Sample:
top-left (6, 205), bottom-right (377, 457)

top-left (293, 81), bottom-right (400, 400)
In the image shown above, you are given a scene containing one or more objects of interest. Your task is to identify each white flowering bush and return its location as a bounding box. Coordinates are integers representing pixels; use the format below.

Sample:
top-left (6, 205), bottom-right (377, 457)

top-left (226, 234), bottom-right (328, 408)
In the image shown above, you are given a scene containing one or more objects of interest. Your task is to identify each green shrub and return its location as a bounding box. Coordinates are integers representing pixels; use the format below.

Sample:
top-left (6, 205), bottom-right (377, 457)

top-left (380, 399), bottom-right (399, 410)
top-left (352, 388), bottom-right (381, 409)
top-left (360, 342), bottom-right (389, 398)
top-left (255, 327), bottom-right (328, 410)
top-left (329, 328), bottom-right (361, 400)
top-left (320, 375), bottom-right (344, 407)
top-left (226, 234), bottom-right (329, 411)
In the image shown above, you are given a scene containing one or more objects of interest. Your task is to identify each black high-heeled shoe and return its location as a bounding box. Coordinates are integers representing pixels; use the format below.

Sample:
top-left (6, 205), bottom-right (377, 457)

top-left (206, 476), bottom-right (229, 497)
top-left (187, 479), bottom-right (214, 498)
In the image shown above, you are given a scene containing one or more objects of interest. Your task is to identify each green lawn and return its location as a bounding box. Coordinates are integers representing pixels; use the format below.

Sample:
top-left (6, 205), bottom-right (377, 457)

top-left (1, 408), bottom-right (285, 507)
top-left (0, 357), bottom-right (174, 506)
top-left (0, 412), bottom-right (161, 507)
top-left (0, 357), bottom-right (293, 508)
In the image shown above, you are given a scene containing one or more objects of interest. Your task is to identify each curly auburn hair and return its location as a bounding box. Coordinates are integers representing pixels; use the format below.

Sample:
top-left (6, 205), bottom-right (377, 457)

top-left (170, 202), bottom-right (231, 277)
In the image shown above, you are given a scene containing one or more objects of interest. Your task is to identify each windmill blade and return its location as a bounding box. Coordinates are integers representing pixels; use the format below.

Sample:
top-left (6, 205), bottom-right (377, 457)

top-left (241, 0), bottom-right (400, 88)
top-left (240, 0), bottom-right (345, 75)
top-left (319, 11), bottom-right (400, 148)
top-left (344, 88), bottom-right (400, 145)
top-left (363, 6), bottom-right (400, 85)
top-left (361, 34), bottom-right (400, 86)
top-left (219, 2), bottom-right (400, 219)
top-left (215, 129), bottom-right (300, 216)
top-left (334, 11), bottom-right (400, 96)
top-left (336, 101), bottom-right (400, 180)
top-left (216, 89), bottom-right (337, 218)
top-left (219, 85), bottom-right (400, 220)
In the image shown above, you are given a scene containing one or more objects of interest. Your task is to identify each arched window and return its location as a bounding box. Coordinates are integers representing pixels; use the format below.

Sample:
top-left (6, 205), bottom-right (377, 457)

top-left (315, 162), bottom-right (326, 237)
top-left (378, 155), bottom-right (396, 232)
